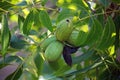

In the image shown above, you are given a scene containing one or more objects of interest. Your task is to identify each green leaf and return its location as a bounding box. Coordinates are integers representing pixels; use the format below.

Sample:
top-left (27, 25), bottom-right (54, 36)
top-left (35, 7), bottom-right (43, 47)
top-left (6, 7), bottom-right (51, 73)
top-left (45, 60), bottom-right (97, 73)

top-left (114, 15), bottom-right (120, 49)
top-left (5, 65), bottom-right (23, 80)
top-left (53, 64), bottom-right (71, 76)
top-left (34, 47), bottom-right (44, 76)
top-left (75, 64), bottom-right (85, 80)
top-left (77, 30), bottom-right (88, 46)
top-left (105, 17), bottom-right (116, 47)
top-left (72, 0), bottom-right (89, 9)
top-left (75, 74), bottom-right (84, 80)
top-left (48, 61), bottom-right (60, 71)
top-left (23, 11), bottom-right (34, 35)
top-left (0, 56), bottom-right (21, 64)
top-left (39, 10), bottom-right (53, 32)
top-left (41, 62), bottom-right (53, 74)
top-left (30, 73), bottom-right (39, 80)
top-left (41, 58), bottom-right (71, 78)
top-left (16, 0), bottom-right (27, 6)
top-left (0, 1), bottom-right (14, 9)
top-left (65, 61), bottom-right (103, 77)
top-left (18, 15), bottom-right (24, 33)
top-left (97, 17), bottom-right (116, 50)
top-left (112, 0), bottom-right (120, 3)
top-left (72, 50), bottom-right (94, 64)
top-left (29, 30), bottom-right (38, 35)
top-left (10, 35), bottom-right (28, 49)
top-left (97, 68), bottom-right (110, 80)
top-left (1, 14), bottom-right (11, 56)
top-left (96, 8), bottom-right (104, 26)
top-left (0, 1), bottom-right (14, 13)
top-left (0, 63), bottom-right (8, 69)
top-left (84, 18), bottom-right (103, 46)
top-left (57, 0), bottom-right (88, 10)
top-left (56, 8), bottom-right (75, 23)
top-left (48, 56), bottom-right (68, 71)
top-left (33, 9), bottom-right (41, 28)
top-left (41, 0), bottom-right (48, 6)
top-left (98, 0), bottom-right (110, 8)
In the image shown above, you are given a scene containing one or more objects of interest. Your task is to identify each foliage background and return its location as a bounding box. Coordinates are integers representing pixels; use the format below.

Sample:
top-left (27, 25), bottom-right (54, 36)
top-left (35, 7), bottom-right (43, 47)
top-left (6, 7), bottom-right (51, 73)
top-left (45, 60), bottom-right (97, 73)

top-left (0, 0), bottom-right (120, 80)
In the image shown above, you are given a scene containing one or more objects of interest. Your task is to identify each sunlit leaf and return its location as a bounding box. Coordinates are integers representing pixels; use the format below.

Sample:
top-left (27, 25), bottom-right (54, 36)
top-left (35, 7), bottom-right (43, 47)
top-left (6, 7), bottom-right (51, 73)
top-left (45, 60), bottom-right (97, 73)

top-left (1, 14), bottom-right (11, 56)
top-left (72, 0), bottom-right (89, 9)
top-left (57, 0), bottom-right (89, 9)
top-left (18, 15), bottom-right (24, 33)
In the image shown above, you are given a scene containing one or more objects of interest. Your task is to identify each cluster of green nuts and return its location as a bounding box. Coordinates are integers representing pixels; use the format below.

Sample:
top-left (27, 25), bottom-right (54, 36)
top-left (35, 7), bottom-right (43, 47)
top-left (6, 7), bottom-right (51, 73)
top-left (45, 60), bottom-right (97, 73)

top-left (40, 19), bottom-right (82, 62)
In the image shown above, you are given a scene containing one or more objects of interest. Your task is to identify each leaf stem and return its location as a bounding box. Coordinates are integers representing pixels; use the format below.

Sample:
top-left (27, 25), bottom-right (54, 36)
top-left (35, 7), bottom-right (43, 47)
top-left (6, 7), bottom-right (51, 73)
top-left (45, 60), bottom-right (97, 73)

top-left (76, 9), bottom-right (120, 23)
top-left (98, 52), bottom-right (111, 74)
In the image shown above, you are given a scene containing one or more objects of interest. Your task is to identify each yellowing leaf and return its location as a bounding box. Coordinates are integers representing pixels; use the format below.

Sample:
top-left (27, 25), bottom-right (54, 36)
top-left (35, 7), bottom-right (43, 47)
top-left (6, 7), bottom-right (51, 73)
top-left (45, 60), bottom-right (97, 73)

top-left (111, 32), bottom-right (116, 37)
top-left (58, 0), bottom-right (64, 5)
top-left (108, 45), bottom-right (115, 56)
top-left (66, 0), bottom-right (72, 3)
top-left (68, 4), bottom-right (77, 11)
top-left (80, 24), bottom-right (89, 32)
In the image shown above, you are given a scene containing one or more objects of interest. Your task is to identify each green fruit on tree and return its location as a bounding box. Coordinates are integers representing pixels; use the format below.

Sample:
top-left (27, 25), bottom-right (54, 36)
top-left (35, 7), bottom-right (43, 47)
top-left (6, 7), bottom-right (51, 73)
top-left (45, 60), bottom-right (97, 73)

top-left (44, 41), bottom-right (64, 61)
top-left (41, 36), bottom-right (56, 51)
top-left (68, 30), bottom-right (87, 47)
top-left (67, 30), bottom-right (79, 46)
top-left (55, 19), bottom-right (73, 41)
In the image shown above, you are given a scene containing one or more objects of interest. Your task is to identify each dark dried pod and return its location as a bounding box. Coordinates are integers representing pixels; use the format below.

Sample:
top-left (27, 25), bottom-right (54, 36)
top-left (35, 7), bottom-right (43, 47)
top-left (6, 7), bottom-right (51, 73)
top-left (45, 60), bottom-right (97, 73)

top-left (62, 45), bottom-right (79, 66)
top-left (63, 46), bottom-right (72, 66)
